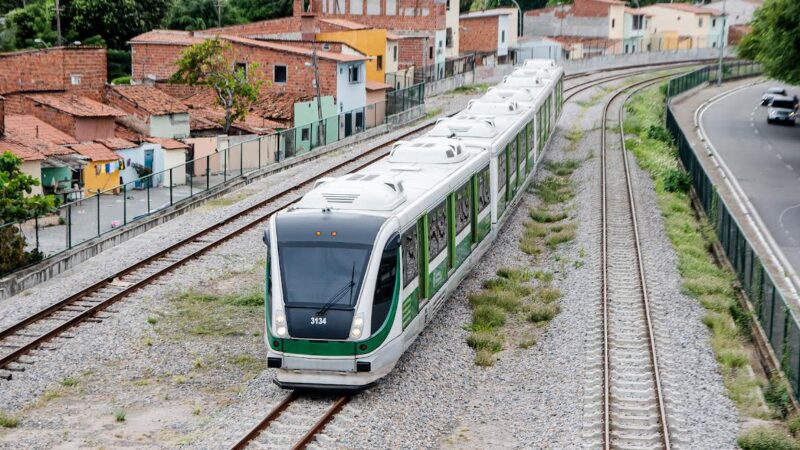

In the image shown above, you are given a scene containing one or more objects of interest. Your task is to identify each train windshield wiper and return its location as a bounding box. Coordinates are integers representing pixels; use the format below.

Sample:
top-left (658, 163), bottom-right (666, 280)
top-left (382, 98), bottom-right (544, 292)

top-left (316, 263), bottom-right (356, 316)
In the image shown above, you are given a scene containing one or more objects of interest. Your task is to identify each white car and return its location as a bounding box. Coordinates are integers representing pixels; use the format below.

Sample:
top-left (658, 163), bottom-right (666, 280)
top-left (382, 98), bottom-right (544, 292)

top-left (767, 96), bottom-right (797, 126)
top-left (761, 87), bottom-right (788, 106)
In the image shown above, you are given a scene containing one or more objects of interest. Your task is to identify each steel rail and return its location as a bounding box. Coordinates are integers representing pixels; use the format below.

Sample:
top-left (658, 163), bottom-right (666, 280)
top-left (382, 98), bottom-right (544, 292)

top-left (600, 75), bottom-right (675, 450)
top-left (227, 394), bottom-right (348, 450)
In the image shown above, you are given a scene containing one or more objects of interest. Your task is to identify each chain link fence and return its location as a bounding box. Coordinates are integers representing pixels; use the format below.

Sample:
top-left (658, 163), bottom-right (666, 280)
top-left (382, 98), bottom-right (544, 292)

top-left (664, 60), bottom-right (800, 399)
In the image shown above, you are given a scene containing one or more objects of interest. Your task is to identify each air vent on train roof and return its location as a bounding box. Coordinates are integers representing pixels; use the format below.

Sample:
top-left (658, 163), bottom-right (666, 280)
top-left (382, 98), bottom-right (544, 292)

top-left (389, 140), bottom-right (468, 164)
top-left (465, 99), bottom-right (519, 115)
top-left (513, 68), bottom-right (557, 79)
top-left (428, 118), bottom-right (497, 139)
top-left (297, 174), bottom-right (406, 211)
top-left (523, 59), bottom-right (556, 68)
top-left (501, 75), bottom-right (544, 89)
top-left (483, 87), bottom-right (535, 103)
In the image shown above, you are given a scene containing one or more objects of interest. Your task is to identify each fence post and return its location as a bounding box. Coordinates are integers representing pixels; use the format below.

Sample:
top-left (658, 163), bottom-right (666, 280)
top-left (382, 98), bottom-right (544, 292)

top-left (34, 214), bottom-right (39, 250)
top-left (147, 180), bottom-right (151, 214)
top-left (240, 144), bottom-right (243, 176)
top-left (170, 168), bottom-right (174, 206)
top-left (123, 184), bottom-right (127, 225)
top-left (67, 203), bottom-right (72, 249)
top-left (258, 138), bottom-right (262, 169)
top-left (206, 155), bottom-right (210, 191)
top-left (223, 147), bottom-right (228, 183)
top-left (96, 192), bottom-right (101, 237)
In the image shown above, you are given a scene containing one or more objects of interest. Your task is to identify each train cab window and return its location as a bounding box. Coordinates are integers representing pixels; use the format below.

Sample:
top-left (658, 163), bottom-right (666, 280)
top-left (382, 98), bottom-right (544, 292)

top-left (498, 151), bottom-right (507, 189)
top-left (402, 226), bottom-right (419, 287)
top-left (372, 234), bottom-right (399, 332)
top-left (428, 200), bottom-right (448, 260)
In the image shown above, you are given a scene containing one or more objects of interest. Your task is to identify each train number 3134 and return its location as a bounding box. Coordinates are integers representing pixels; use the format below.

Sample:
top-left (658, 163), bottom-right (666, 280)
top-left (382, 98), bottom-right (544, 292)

top-left (310, 317), bottom-right (327, 325)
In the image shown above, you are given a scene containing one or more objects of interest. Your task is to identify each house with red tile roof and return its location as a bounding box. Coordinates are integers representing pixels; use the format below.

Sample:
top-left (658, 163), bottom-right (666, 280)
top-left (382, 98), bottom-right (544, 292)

top-left (641, 2), bottom-right (727, 50)
top-left (105, 85), bottom-right (190, 140)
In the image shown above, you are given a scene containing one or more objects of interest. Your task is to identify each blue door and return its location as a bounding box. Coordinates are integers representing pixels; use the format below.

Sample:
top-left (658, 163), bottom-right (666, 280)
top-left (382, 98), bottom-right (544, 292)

top-left (144, 149), bottom-right (154, 188)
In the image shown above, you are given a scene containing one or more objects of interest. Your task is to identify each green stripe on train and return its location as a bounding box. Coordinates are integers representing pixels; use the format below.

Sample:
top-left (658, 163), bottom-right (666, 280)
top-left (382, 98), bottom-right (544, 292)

top-left (478, 215), bottom-right (491, 241)
top-left (455, 233), bottom-right (472, 268)
top-left (429, 258), bottom-right (448, 297)
top-left (402, 288), bottom-right (419, 330)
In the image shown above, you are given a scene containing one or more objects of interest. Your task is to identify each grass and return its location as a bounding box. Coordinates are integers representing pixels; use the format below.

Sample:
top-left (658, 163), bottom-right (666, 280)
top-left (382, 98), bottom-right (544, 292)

top-left (425, 107), bottom-right (443, 119)
top-left (114, 409), bottom-right (126, 422)
top-left (451, 83), bottom-right (489, 95)
top-left (467, 330), bottom-right (505, 353)
top-left (168, 289), bottom-right (263, 337)
top-left (529, 208), bottom-right (567, 223)
top-left (472, 304), bottom-right (506, 330)
top-left (0, 412), bottom-right (18, 428)
top-left (545, 228), bottom-right (577, 249)
top-left (544, 159), bottom-right (581, 177)
top-left (203, 192), bottom-right (249, 210)
top-left (625, 85), bottom-right (784, 437)
top-left (147, 316), bottom-right (158, 325)
top-left (533, 176), bottom-right (573, 204)
top-left (737, 427), bottom-right (800, 450)
top-left (61, 377), bottom-right (78, 387)
top-left (228, 354), bottom-right (267, 374)
top-left (526, 303), bottom-right (561, 323)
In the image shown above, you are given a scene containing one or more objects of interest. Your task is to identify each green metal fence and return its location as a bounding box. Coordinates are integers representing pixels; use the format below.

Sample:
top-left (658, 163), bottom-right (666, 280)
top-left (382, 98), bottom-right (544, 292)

top-left (665, 60), bottom-right (800, 398)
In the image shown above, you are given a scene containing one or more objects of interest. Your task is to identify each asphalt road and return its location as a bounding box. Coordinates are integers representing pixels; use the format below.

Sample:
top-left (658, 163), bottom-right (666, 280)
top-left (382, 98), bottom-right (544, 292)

top-left (701, 81), bottom-right (800, 275)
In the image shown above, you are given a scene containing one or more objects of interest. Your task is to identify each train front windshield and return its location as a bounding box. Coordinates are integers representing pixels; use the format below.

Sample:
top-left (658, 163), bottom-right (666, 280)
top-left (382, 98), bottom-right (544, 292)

top-left (278, 242), bottom-right (371, 307)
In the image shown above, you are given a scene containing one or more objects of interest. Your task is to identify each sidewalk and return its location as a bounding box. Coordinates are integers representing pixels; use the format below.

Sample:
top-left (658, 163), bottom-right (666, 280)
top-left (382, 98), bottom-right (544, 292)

top-left (668, 76), bottom-right (800, 306)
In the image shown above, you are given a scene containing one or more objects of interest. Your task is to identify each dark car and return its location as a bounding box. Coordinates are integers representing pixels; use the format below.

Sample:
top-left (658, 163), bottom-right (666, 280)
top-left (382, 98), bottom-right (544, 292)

top-left (761, 87), bottom-right (788, 106)
top-left (767, 96), bottom-right (797, 125)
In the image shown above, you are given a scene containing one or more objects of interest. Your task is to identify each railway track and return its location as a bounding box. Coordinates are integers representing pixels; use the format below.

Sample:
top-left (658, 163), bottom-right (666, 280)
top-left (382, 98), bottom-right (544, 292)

top-left (229, 394), bottom-right (348, 450)
top-left (0, 59), bottom-right (703, 378)
top-left (583, 76), bottom-right (678, 449)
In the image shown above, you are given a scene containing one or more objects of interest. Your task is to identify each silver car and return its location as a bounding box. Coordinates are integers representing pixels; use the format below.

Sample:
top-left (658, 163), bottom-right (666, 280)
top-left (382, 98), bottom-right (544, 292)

top-left (767, 96), bottom-right (797, 126)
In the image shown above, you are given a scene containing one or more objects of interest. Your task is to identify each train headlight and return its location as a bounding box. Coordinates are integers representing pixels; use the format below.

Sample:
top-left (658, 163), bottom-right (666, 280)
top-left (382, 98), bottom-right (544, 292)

top-left (274, 309), bottom-right (287, 337)
top-left (350, 313), bottom-right (364, 339)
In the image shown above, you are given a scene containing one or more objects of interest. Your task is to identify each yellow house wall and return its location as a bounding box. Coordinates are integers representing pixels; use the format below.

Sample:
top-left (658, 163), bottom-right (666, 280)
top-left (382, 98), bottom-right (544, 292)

top-left (608, 4), bottom-right (625, 40)
top-left (83, 160), bottom-right (120, 196)
top-left (645, 6), bottom-right (708, 39)
top-left (316, 29), bottom-right (387, 83)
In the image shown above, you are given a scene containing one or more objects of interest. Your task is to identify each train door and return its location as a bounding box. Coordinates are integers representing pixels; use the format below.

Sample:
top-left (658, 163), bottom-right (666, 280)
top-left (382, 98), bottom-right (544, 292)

top-left (474, 165), bottom-right (491, 243)
top-left (426, 200), bottom-right (449, 298)
top-left (401, 220), bottom-right (422, 330)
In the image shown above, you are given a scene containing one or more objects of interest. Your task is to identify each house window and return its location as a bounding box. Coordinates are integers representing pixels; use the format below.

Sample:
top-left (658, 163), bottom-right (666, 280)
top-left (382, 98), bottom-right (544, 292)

top-left (235, 62), bottom-right (247, 79)
top-left (393, 45), bottom-right (398, 62)
top-left (350, 0), bottom-right (362, 14)
top-left (712, 18), bottom-right (717, 27)
top-left (501, 30), bottom-right (505, 43)
top-left (699, 18), bottom-right (703, 27)
top-left (70, 74), bottom-right (81, 85)
top-left (611, 18), bottom-right (615, 28)
top-left (632, 15), bottom-right (643, 31)
top-left (274, 65), bottom-right (287, 83)
top-left (349, 65), bottom-right (361, 83)
top-left (377, 55), bottom-right (383, 70)
top-left (429, 46), bottom-right (433, 60)
top-left (446, 27), bottom-right (453, 48)
top-left (446, 0), bottom-right (450, 11)
top-left (301, 127), bottom-right (310, 141)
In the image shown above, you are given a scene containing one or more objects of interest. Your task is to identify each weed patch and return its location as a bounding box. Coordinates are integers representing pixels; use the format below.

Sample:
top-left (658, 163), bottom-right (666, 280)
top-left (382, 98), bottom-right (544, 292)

top-left (167, 289), bottom-right (263, 337)
top-left (526, 303), bottom-right (561, 323)
top-left (544, 159), bottom-right (581, 176)
top-left (467, 331), bottom-right (505, 353)
top-left (0, 412), bottom-right (18, 428)
top-left (534, 176), bottom-right (573, 204)
top-left (529, 208), bottom-right (567, 223)
top-left (737, 427), bottom-right (800, 450)
top-left (451, 83), bottom-right (489, 95)
top-left (425, 107), bottom-right (443, 119)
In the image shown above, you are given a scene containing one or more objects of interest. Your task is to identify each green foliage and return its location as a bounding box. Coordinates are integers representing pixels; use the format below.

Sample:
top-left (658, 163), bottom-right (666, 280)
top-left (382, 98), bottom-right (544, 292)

top-left (162, 0), bottom-right (246, 31)
top-left (544, 159), bottom-right (580, 176)
top-left (169, 289), bottom-right (263, 336)
top-left (739, 0), bottom-right (800, 85)
top-left (61, 377), bottom-right (79, 387)
top-left (111, 75), bottom-right (132, 85)
top-left (5, 1), bottom-right (57, 49)
top-left (170, 38), bottom-right (262, 134)
top-left (788, 415), bottom-right (800, 437)
top-left (765, 375), bottom-right (793, 419)
top-left (114, 409), bottom-right (126, 422)
top-left (526, 303), bottom-right (560, 323)
top-left (662, 169), bottom-right (692, 193)
top-left (0, 152), bottom-right (59, 274)
top-left (0, 411), bottom-right (18, 428)
top-left (231, 0), bottom-right (292, 22)
top-left (467, 330), bottom-right (504, 353)
top-left (472, 304), bottom-right (506, 330)
top-left (107, 49), bottom-right (132, 81)
top-left (534, 176), bottom-right (573, 204)
top-left (529, 208), bottom-right (567, 223)
top-left (737, 427), bottom-right (800, 450)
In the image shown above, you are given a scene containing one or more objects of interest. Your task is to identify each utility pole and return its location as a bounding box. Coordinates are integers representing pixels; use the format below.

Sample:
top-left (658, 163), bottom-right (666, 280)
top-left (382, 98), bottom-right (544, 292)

top-left (54, 0), bottom-right (62, 46)
top-left (311, 42), bottom-right (325, 146)
top-left (716, 0), bottom-right (726, 86)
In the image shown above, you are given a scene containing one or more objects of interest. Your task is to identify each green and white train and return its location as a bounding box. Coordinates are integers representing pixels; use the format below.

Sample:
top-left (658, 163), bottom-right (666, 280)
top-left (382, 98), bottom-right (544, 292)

top-left (262, 59), bottom-right (564, 390)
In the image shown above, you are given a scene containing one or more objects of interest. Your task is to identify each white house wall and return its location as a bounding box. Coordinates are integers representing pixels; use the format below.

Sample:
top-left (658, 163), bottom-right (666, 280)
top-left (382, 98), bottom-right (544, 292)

top-left (149, 113), bottom-right (190, 139)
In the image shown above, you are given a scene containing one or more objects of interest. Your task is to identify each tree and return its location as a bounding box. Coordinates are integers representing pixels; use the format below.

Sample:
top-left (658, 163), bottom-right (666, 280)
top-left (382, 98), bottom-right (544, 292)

top-left (170, 38), bottom-right (262, 134)
top-left (739, 0), bottom-right (800, 85)
top-left (5, 0), bottom-right (57, 49)
top-left (0, 152), bottom-right (59, 274)
top-left (63, 0), bottom-right (171, 49)
top-left (231, 0), bottom-right (292, 22)
top-left (162, 0), bottom-right (247, 31)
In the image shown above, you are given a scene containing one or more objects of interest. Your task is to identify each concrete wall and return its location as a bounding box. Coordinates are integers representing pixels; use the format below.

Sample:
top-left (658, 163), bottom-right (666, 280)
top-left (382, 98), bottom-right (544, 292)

top-left (386, 40), bottom-right (399, 74)
top-left (706, 0), bottom-right (759, 27)
top-left (336, 62), bottom-right (367, 113)
top-left (445, 0), bottom-right (459, 58)
top-left (434, 29), bottom-right (446, 77)
top-left (116, 143), bottom-right (165, 187)
top-left (163, 149), bottom-right (187, 185)
top-left (22, 160), bottom-right (43, 196)
top-left (149, 113), bottom-right (190, 139)
top-left (498, 15), bottom-right (510, 57)
top-left (515, 41), bottom-right (563, 61)
top-left (424, 69), bottom-right (475, 97)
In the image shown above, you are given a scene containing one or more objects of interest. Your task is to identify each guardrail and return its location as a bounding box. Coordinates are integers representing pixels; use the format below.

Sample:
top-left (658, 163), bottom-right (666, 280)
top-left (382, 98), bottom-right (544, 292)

top-left (665, 60), bottom-right (800, 399)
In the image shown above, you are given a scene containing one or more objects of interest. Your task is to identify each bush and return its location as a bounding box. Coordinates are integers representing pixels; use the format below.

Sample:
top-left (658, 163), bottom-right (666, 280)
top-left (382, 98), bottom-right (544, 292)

top-left (0, 412), bottom-right (18, 428)
top-left (111, 75), bottom-right (132, 85)
top-left (526, 303), bottom-right (560, 323)
top-left (535, 287), bottom-right (562, 303)
top-left (737, 427), bottom-right (800, 450)
top-left (788, 415), bottom-right (800, 437)
top-left (647, 125), bottom-right (673, 143)
top-left (472, 304), bottom-right (506, 330)
top-left (663, 169), bottom-right (692, 193)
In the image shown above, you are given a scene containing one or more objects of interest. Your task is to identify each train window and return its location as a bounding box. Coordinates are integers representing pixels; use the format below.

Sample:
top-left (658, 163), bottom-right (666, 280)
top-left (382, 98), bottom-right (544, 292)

top-left (527, 123), bottom-right (535, 156)
top-left (508, 139), bottom-right (517, 176)
top-left (428, 200), bottom-right (448, 260)
top-left (478, 167), bottom-right (490, 211)
top-left (372, 234), bottom-right (399, 332)
top-left (402, 225), bottom-right (419, 287)
top-left (455, 182), bottom-right (470, 233)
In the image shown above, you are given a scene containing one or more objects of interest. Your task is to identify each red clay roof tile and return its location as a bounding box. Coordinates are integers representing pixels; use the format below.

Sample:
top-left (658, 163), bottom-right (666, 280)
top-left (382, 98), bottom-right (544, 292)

top-left (25, 93), bottom-right (126, 117)
top-left (109, 85), bottom-right (189, 115)
top-left (70, 142), bottom-right (120, 161)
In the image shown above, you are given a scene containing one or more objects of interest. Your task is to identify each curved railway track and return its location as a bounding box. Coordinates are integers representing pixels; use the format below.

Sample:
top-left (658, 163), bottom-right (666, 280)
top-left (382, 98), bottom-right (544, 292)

top-left (229, 394), bottom-right (348, 450)
top-left (0, 60), bottom-right (703, 378)
top-left (583, 76), bottom-right (676, 449)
